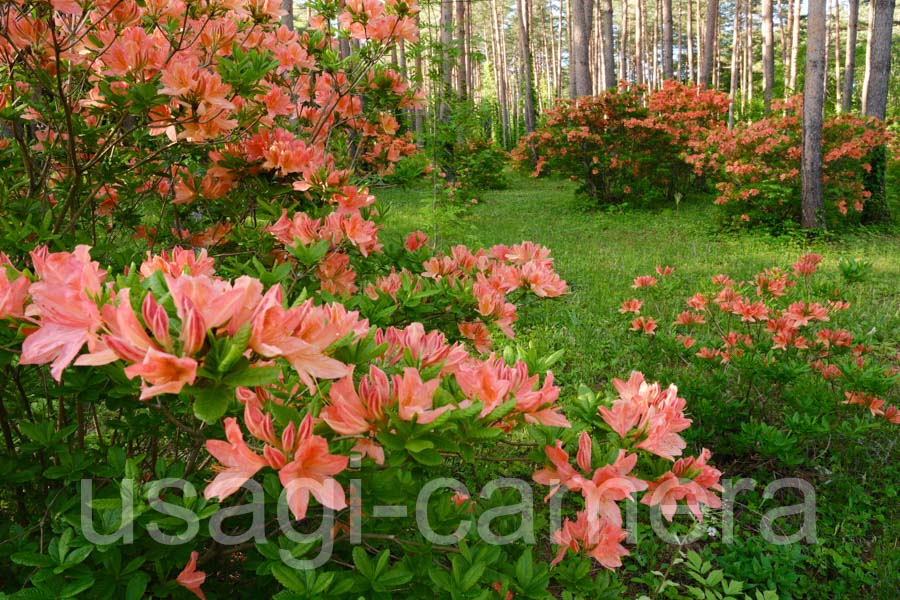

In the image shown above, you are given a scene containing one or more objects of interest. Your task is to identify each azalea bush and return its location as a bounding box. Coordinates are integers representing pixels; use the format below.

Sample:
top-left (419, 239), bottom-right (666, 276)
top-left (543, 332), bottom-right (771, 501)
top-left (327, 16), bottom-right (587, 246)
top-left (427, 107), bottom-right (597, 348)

top-left (0, 2), bottom-right (735, 599)
top-left (690, 97), bottom-right (895, 229)
top-left (513, 82), bottom-right (729, 205)
top-left (618, 255), bottom-right (899, 467)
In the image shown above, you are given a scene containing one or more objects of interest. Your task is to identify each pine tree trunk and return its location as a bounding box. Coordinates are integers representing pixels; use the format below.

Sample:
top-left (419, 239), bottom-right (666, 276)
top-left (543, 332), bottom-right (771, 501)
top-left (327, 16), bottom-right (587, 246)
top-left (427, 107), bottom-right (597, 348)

top-left (456, 0), bottom-right (467, 99)
top-left (519, 0), bottom-right (537, 133)
top-left (662, 0), bottom-right (674, 79)
top-left (788, 0), bottom-right (801, 94)
top-left (841, 0), bottom-right (859, 113)
top-left (801, 0), bottom-right (827, 229)
top-left (281, 0), bottom-right (294, 30)
top-left (573, 0), bottom-right (595, 96)
top-left (699, 0), bottom-right (719, 86)
top-left (728, 0), bottom-right (741, 129)
top-left (687, 0), bottom-right (695, 82)
top-left (861, 0), bottom-right (896, 223)
top-left (621, 0), bottom-right (630, 81)
top-left (439, 0), bottom-right (454, 121)
top-left (601, 0), bottom-right (617, 88)
top-left (634, 0), bottom-right (644, 85)
top-left (762, 0), bottom-right (774, 111)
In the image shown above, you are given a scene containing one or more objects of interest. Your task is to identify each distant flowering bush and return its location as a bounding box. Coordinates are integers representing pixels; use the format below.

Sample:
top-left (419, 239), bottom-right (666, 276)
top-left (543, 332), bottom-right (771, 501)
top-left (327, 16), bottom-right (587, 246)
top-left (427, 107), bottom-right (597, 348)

top-left (514, 81), bottom-right (730, 205)
top-left (690, 96), bottom-right (894, 228)
top-left (619, 255), bottom-right (900, 428)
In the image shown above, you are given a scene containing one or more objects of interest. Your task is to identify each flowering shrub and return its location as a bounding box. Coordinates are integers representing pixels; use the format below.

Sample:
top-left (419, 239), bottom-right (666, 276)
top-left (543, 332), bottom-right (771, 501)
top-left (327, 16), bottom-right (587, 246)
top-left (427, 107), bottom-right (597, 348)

top-left (618, 256), bottom-right (900, 441)
top-left (0, 4), bottom-right (728, 598)
top-left (514, 82), bottom-right (729, 205)
top-left (689, 97), bottom-right (894, 228)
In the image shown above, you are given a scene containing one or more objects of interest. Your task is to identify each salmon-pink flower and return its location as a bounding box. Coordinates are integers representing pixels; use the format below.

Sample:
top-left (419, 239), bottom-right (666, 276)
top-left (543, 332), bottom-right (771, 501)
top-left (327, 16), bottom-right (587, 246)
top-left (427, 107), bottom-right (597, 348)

top-left (629, 316), bottom-right (657, 335)
top-left (176, 551), bottom-right (206, 600)
top-left (204, 418), bottom-right (269, 501)
top-left (0, 254), bottom-right (30, 319)
top-left (792, 253), bottom-right (823, 276)
top-left (641, 449), bottom-right (723, 521)
top-left (21, 246), bottom-right (107, 381)
top-left (404, 230), bottom-right (429, 251)
top-left (394, 367), bottom-right (448, 424)
top-left (631, 275), bottom-right (657, 288)
top-left (123, 347), bottom-right (197, 399)
top-left (619, 299), bottom-right (643, 314)
top-left (655, 265), bottom-right (674, 276)
top-left (279, 432), bottom-right (348, 520)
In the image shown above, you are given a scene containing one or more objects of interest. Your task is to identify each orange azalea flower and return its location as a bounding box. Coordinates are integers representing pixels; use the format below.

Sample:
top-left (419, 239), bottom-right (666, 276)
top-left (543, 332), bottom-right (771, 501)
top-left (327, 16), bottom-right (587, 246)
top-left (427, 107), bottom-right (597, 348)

top-left (632, 275), bottom-right (657, 288)
top-left (279, 430), bottom-right (349, 521)
top-left (686, 293), bottom-right (707, 311)
top-left (619, 299), bottom-right (643, 314)
top-left (641, 449), bottom-right (723, 521)
top-left (176, 551), bottom-right (206, 600)
top-left (785, 301), bottom-right (830, 327)
top-left (204, 417), bottom-right (269, 501)
top-left (655, 265), bottom-right (674, 276)
top-left (629, 316), bottom-right (657, 335)
top-left (792, 253), bottom-right (823, 276)
top-left (673, 310), bottom-right (705, 326)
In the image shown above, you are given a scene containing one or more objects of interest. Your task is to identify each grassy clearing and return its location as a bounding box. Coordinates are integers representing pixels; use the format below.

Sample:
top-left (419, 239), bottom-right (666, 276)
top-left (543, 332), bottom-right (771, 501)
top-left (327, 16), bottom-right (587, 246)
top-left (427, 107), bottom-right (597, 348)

top-left (375, 175), bottom-right (900, 387)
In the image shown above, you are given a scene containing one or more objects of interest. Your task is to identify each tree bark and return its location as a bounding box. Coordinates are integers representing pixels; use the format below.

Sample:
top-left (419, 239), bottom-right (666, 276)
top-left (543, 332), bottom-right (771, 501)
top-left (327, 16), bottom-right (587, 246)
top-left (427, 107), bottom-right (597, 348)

top-left (687, 0), bottom-right (695, 82)
top-left (762, 0), bottom-right (774, 111)
top-left (841, 0), bottom-right (859, 113)
top-left (728, 0), bottom-right (741, 129)
top-left (801, 0), bottom-right (827, 229)
top-left (281, 0), bottom-right (294, 30)
top-left (600, 0), bottom-right (617, 88)
top-left (699, 0), bottom-right (719, 86)
top-left (620, 0), bottom-right (630, 81)
top-left (788, 0), bottom-right (801, 94)
top-left (573, 0), bottom-right (596, 96)
top-left (861, 0), bottom-right (896, 223)
top-left (634, 0), bottom-right (644, 85)
top-left (518, 0), bottom-right (537, 133)
top-left (439, 0), bottom-right (454, 122)
top-left (662, 0), bottom-right (674, 79)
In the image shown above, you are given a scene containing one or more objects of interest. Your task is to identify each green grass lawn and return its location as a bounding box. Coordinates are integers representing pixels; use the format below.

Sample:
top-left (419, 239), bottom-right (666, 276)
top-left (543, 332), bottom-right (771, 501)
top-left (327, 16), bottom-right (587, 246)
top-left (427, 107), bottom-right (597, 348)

top-left (373, 174), bottom-right (900, 599)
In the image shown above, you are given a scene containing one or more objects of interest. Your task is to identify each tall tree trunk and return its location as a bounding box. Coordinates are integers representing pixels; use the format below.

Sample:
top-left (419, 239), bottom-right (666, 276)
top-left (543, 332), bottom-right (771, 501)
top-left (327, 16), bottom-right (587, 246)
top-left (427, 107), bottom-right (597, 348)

top-left (841, 0), bottom-right (859, 113)
top-left (634, 0), bottom-right (644, 85)
top-left (699, 0), bottom-right (719, 86)
top-left (788, 0), bottom-right (801, 94)
top-left (728, 0), bottom-right (741, 129)
top-left (833, 0), bottom-right (842, 111)
top-left (861, 0), bottom-right (896, 222)
top-left (662, 0), bottom-right (674, 79)
top-left (779, 0), bottom-right (789, 95)
top-left (762, 0), bottom-right (774, 111)
top-left (687, 0), bottom-right (695, 82)
top-left (743, 0), bottom-right (752, 107)
top-left (490, 0), bottom-right (510, 145)
top-left (573, 0), bottom-right (596, 95)
top-left (413, 14), bottom-right (424, 137)
top-left (801, 0), bottom-right (827, 229)
top-left (456, 0), bottom-right (467, 99)
top-left (621, 0), bottom-right (630, 81)
top-left (439, 0), bottom-right (454, 122)
top-left (518, 0), bottom-right (537, 133)
top-left (281, 0), bottom-right (294, 30)
top-left (601, 0), bottom-right (617, 87)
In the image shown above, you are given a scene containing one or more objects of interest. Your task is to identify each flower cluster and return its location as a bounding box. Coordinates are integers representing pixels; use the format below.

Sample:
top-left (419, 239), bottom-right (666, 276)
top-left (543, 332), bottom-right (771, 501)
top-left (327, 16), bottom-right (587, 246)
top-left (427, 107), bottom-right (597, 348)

top-left (619, 254), bottom-right (900, 425)
top-left (534, 372), bottom-right (722, 569)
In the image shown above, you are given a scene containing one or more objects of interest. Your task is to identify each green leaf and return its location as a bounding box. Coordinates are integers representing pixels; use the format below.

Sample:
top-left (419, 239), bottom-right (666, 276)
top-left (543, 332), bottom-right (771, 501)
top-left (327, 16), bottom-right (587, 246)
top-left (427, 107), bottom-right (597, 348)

top-left (404, 438), bottom-right (434, 453)
top-left (192, 387), bottom-right (231, 423)
top-left (409, 448), bottom-right (443, 466)
top-left (222, 366), bottom-right (282, 388)
top-left (11, 552), bottom-right (55, 568)
top-left (124, 572), bottom-right (150, 600)
top-left (270, 564), bottom-right (305, 593)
